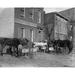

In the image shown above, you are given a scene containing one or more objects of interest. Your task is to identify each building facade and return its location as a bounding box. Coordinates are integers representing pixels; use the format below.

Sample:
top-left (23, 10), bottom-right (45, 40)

top-left (59, 8), bottom-right (75, 51)
top-left (0, 8), bottom-right (44, 42)
top-left (59, 8), bottom-right (75, 41)
top-left (14, 8), bottom-right (44, 42)
top-left (44, 12), bottom-right (69, 40)
top-left (54, 13), bottom-right (69, 40)
top-left (59, 8), bottom-right (75, 66)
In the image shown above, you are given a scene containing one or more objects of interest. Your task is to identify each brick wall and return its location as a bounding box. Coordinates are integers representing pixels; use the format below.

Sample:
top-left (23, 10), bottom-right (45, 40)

top-left (14, 8), bottom-right (44, 42)
top-left (14, 23), bottom-right (39, 42)
top-left (14, 8), bottom-right (44, 25)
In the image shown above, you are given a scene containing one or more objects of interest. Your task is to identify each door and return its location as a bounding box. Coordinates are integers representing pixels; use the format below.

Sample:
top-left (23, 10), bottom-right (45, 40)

top-left (30, 29), bottom-right (34, 42)
top-left (18, 28), bottom-right (25, 39)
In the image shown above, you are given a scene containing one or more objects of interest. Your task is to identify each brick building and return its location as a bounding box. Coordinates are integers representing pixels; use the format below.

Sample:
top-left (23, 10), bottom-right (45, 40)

top-left (59, 8), bottom-right (75, 66)
top-left (0, 8), bottom-right (45, 42)
top-left (59, 8), bottom-right (75, 51)
top-left (44, 12), bottom-right (69, 41)
top-left (59, 8), bottom-right (75, 41)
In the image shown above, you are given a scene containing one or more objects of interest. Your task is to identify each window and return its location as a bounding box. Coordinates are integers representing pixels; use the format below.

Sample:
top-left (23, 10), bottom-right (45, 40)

top-left (20, 8), bottom-right (25, 18)
top-left (31, 30), bottom-right (34, 42)
top-left (29, 9), bottom-right (34, 20)
top-left (30, 29), bottom-right (34, 42)
top-left (38, 12), bottom-right (41, 23)
top-left (20, 28), bottom-right (25, 38)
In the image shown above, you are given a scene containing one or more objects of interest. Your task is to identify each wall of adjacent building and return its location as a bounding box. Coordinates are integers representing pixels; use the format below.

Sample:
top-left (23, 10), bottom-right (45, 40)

top-left (59, 8), bottom-right (75, 66)
top-left (44, 13), bottom-right (55, 40)
top-left (44, 13), bottom-right (69, 40)
top-left (44, 13), bottom-right (55, 25)
top-left (59, 8), bottom-right (75, 49)
top-left (54, 14), bottom-right (68, 40)
top-left (0, 8), bottom-right (14, 38)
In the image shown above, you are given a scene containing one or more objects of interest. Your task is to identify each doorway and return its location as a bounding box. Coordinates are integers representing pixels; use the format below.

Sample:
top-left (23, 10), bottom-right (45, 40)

top-left (30, 29), bottom-right (34, 42)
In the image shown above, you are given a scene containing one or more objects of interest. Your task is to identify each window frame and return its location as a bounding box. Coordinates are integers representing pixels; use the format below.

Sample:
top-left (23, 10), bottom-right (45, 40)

top-left (38, 12), bottom-right (41, 23)
top-left (20, 8), bottom-right (25, 18)
top-left (20, 27), bottom-right (25, 38)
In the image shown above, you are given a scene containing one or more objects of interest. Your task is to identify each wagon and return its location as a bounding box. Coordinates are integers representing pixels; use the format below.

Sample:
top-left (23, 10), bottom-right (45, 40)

top-left (47, 40), bottom-right (73, 54)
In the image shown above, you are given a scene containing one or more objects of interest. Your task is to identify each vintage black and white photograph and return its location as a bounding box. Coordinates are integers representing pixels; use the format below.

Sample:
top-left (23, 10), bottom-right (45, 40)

top-left (0, 8), bottom-right (74, 67)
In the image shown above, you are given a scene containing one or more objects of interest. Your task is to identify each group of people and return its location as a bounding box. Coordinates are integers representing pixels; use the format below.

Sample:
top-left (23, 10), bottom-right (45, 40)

top-left (0, 38), bottom-right (34, 58)
top-left (17, 40), bottom-right (34, 57)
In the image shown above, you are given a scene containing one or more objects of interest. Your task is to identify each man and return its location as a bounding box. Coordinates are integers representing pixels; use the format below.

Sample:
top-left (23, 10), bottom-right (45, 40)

top-left (18, 44), bottom-right (23, 57)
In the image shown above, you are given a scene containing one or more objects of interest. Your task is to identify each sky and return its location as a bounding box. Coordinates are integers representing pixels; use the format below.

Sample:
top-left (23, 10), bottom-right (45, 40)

top-left (44, 8), bottom-right (69, 13)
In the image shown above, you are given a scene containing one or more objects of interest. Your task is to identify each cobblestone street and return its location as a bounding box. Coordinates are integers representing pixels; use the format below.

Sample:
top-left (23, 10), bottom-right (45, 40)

top-left (0, 52), bottom-right (73, 67)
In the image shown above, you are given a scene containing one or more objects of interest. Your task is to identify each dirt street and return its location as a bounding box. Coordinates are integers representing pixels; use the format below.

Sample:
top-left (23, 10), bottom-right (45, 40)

top-left (0, 52), bottom-right (72, 67)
